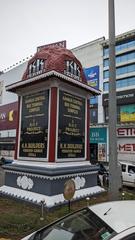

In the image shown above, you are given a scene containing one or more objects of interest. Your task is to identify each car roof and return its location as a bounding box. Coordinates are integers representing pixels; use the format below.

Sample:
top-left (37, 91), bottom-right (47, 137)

top-left (119, 161), bottom-right (135, 166)
top-left (89, 201), bottom-right (135, 233)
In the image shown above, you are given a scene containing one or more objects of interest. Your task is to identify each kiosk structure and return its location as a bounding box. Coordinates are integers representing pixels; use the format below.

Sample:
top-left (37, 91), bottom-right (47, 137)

top-left (0, 46), bottom-right (103, 207)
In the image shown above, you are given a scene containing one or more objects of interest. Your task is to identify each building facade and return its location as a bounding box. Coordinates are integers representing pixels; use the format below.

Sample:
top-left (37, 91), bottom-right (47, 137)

top-left (72, 29), bottom-right (135, 163)
top-left (0, 62), bottom-right (27, 159)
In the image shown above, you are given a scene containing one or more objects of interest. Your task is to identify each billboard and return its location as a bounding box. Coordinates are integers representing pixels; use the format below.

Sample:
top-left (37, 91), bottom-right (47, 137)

top-left (84, 66), bottom-right (99, 89)
top-left (0, 102), bottom-right (18, 130)
top-left (120, 104), bottom-right (135, 122)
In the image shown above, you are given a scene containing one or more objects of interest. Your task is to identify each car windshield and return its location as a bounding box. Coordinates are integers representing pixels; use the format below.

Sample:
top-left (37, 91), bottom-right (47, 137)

top-left (31, 208), bottom-right (116, 240)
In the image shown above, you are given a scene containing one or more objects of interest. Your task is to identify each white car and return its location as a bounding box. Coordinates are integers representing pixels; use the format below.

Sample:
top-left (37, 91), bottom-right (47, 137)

top-left (120, 161), bottom-right (135, 188)
top-left (21, 200), bottom-right (135, 240)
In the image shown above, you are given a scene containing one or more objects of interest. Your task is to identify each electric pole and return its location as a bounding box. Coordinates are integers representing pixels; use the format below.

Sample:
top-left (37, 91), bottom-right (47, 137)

top-left (108, 0), bottom-right (122, 200)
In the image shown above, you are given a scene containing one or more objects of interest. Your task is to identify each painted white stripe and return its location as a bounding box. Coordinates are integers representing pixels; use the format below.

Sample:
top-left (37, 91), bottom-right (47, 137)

top-left (0, 185), bottom-right (105, 207)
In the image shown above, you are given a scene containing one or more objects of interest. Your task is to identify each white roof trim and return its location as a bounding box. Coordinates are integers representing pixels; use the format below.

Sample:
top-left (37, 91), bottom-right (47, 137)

top-left (6, 70), bottom-right (101, 95)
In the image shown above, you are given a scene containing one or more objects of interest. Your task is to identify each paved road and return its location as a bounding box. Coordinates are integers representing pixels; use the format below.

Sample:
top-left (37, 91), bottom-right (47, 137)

top-left (0, 166), bottom-right (5, 186)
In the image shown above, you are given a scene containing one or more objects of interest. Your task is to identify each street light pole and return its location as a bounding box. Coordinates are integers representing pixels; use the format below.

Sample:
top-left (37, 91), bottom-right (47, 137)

top-left (108, 0), bottom-right (121, 200)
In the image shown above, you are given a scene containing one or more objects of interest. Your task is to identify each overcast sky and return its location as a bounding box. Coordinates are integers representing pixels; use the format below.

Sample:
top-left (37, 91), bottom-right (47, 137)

top-left (0, 0), bottom-right (135, 71)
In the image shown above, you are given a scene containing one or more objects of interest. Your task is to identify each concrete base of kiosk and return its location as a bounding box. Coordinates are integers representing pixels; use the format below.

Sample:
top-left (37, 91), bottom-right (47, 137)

top-left (0, 161), bottom-right (104, 208)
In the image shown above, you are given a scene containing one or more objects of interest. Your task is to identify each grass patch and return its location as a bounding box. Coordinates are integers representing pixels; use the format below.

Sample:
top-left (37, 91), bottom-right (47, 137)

top-left (0, 190), bottom-right (135, 240)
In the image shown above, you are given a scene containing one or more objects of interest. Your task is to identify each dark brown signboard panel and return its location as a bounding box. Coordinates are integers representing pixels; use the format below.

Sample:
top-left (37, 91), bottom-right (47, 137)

top-left (19, 90), bottom-right (49, 159)
top-left (57, 90), bottom-right (85, 159)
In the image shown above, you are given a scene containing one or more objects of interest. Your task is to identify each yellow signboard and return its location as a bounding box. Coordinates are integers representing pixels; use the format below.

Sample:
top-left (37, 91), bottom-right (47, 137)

top-left (120, 105), bottom-right (135, 122)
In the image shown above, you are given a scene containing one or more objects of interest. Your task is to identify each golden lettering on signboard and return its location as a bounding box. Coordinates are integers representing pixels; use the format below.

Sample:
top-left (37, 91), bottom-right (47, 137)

top-left (58, 91), bottom-right (85, 159)
top-left (20, 90), bottom-right (49, 158)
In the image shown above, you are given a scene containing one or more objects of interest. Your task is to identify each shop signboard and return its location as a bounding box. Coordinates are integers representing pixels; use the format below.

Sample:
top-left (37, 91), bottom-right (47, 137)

top-left (117, 127), bottom-right (135, 137)
top-left (19, 90), bottom-right (49, 159)
top-left (90, 128), bottom-right (107, 143)
top-left (117, 127), bottom-right (135, 160)
top-left (90, 127), bottom-right (107, 161)
top-left (103, 89), bottom-right (135, 106)
top-left (117, 138), bottom-right (135, 154)
top-left (0, 101), bottom-right (18, 130)
top-left (120, 104), bottom-right (135, 122)
top-left (57, 90), bottom-right (85, 159)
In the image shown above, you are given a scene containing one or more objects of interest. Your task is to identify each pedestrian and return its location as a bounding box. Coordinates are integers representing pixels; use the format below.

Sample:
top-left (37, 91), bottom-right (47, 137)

top-left (98, 163), bottom-right (107, 187)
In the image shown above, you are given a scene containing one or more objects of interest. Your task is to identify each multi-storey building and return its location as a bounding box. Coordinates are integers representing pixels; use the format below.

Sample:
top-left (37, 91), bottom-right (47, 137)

top-left (0, 62), bottom-right (27, 159)
top-left (72, 29), bottom-right (135, 164)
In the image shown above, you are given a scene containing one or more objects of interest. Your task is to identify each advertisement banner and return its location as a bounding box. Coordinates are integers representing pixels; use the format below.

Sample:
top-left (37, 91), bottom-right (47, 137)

top-left (90, 128), bottom-right (107, 143)
top-left (98, 143), bottom-right (106, 161)
top-left (83, 66), bottom-right (99, 89)
top-left (57, 90), bottom-right (85, 159)
top-left (90, 128), bottom-right (107, 162)
top-left (120, 104), bottom-right (135, 122)
top-left (19, 90), bottom-right (49, 159)
top-left (0, 102), bottom-right (18, 130)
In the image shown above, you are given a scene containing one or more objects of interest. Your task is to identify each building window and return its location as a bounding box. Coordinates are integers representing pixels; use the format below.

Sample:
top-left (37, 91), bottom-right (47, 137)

top-left (103, 82), bottom-right (109, 91)
top-left (103, 59), bottom-right (109, 67)
top-left (104, 106), bottom-right (120, 123)
top-left (90, 96), bottom-right (98, 105)
top-left (104, 63), bottom-right (135, 79)
top-left (103, 76), bottom-right (135, 91)
top-left (103, 39), bottom-right (135, 57)
top-left (104, 107), bottom-right (109, 123)
top-left (90, 108), bottom-right (98, 124)
top-left (103, 51), bottom-right (135, 67)
top-left (103, 71), bottom-right (109, 79)
top-left (103, 48), bottom-right (109, 56)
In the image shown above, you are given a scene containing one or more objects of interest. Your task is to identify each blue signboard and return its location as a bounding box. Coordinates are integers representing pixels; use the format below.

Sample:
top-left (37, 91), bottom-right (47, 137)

top-left (90, 127), bottom-right (107, 161)
top-left (90, 127), bottom-right (107, 143)
top-left (84, 66), bottom-right (99, 89)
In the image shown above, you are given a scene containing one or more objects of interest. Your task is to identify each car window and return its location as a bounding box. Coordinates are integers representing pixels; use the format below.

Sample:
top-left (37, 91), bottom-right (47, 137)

top-left (128, 166), bottom-right (135, 174)
top-left (32, 208), bottom-right (116, 240)
top-left (121, 164), bottom-right (126, 172)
